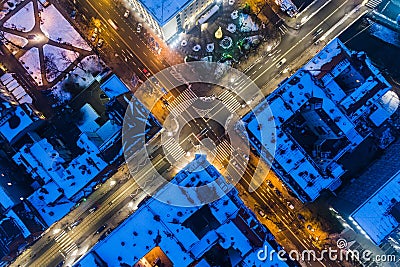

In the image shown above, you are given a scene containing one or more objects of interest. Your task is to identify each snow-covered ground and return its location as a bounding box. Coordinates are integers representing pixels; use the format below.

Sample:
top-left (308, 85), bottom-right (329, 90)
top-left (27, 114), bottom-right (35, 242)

top-left (19, 47), bottom-right (42, 86)
top-left (3, 1), bottom-right (35, 32)
top-left (3, 32), bottom-right (28, 54)
top-left (43, 44), bottom-right (79, 82)
top-left (50, 55), bottom-right (104, 104)
top-left (40, 5), bottom-right (91, 51)
top-left (0, 0), bottom-right (23, 20)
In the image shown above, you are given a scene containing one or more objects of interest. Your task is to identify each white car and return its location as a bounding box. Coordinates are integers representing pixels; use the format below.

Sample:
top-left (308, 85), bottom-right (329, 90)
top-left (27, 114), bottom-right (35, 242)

top-left (287, 201), bottom-right (295, 210)
top-left (137, 23), bottom-right (143, 33)
top-left (276, 58), bottom-right (286, 68)
top-left (124, 10), bottom-right (129, 18)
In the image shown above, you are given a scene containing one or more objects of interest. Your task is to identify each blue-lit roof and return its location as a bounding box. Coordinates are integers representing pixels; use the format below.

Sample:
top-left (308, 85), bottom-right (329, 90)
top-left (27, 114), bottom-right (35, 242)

top-left (138, 0), bottom-right (192, 25)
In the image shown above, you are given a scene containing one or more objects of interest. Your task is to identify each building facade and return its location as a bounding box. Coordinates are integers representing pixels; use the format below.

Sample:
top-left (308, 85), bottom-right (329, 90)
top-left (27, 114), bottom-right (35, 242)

top-left (127, 0), bottom-right (216, 42)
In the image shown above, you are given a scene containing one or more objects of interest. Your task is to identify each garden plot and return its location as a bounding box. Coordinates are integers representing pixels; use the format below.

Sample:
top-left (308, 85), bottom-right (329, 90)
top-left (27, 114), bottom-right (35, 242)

top-left (43, 44), bottom-right (79, 82)
top-left (3, 1), bottom-right (35, 32)
top-left (3, 32), bottom-right (28, 54)
top-left (19, 47), bottom-right (42, 86)
top-left (40, 5), bottom-right (91, 51)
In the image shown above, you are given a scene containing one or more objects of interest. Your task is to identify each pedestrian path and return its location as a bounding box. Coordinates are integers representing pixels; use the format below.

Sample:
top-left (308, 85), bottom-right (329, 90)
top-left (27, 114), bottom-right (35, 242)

top-left (162, 137), bottom-right (186, 162)
top-left (167, 88), bottom-right (197, 117)
top-left (217, 90), bottom-right (241, 113)
top-left (54, 230), bottom-right (78, 257)
top-left (366, 0), bottom-right (383, 9)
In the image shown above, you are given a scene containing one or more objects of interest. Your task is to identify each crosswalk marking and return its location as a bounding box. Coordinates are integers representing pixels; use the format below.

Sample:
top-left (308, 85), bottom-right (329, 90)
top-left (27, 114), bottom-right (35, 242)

top-left (217, 91), bottom-right (241, 113)
top-left (163, 137), bottom-right (186, 162)
top-left (279, 24), bottom-right (288, 34)
top-left (366, 0), bottom-right (382, 9)
top-left (167, 88), bottom-right (197, 117)
top-left (209, 139), bottom-right (232, 165)
top-left (54, 230), bottom-right (78, 256)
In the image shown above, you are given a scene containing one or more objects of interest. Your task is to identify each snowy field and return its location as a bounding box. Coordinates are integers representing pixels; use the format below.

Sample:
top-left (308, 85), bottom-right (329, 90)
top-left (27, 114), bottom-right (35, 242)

top-left (43, 44), bottom-right (79, 82)
top-left (19, 47), bottom-right (42, 86)
top-left (3, 32), bottom-right (28, 54)
top-left (0, 0), bottom-right (24, 20)
top-left (3, 1), bottom-right (35, 32)
top-left (40, 5), bottom-right (91, 51)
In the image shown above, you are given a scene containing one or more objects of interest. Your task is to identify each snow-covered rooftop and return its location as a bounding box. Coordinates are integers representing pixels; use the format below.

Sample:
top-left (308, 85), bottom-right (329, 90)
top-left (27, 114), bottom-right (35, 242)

top-left (0, 73), bottom-right (33, 104)
top-left (0, 105), bottom-right (35, 143)
top-left (369, 90), bottom-right (399, 127)
top-left (0, 186), bottom-right (14, 210)
top-left (100, 74), bottom-right (129, 98)
top-left (350, 170), bottom-right (400, 245)
top-left (76, 103), bottom-right (101, 133)
top-left (244, 38), bottom-right (391, 202)
top-left (77, 155), bottom-right (287, 267)
top-left (27, 181), bottom-right (74, 226)
top-left (138, 0), bottom-right (192, 25)
top-left (14, 137), bottom-right (108, 200)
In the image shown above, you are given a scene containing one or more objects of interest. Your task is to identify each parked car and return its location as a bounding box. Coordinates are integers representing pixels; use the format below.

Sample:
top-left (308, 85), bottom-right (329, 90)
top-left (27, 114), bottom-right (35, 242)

top-left (266, 180), bottom-right (274, 188)
top-left (124, 9), bottom-right (129, 18)
top-left (95, 224), bottom-right (107, 235)
top-left (136, 23), bottom-right (142, 33)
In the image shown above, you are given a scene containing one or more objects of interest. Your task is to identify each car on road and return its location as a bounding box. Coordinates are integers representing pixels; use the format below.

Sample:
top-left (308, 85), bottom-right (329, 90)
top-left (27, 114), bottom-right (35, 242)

top-left (69, 218), bottom-right (83, 229)
top-left (95, 224), bottom-right (107, 235)
top-left (142, 68), bottom-right (150, 77)
top-left (313, 28), bottom-right (324, 38)
top-left (89, 206), bottom-right (98, 213)
top-left (274, 188), bottom-right (282, 197)
top-left (108, 19), bottom-right (118, 30)
top-left (287, 201), bottom-right (295, 210)
top-left (124, 9), bottom-right (130, 18)
top-left (97, 38), bottom-right (104, 48)
top-left (276, 58), bottom-right (286, 68)
top-left (90, 32), bottom-right (97, 42)
top-left (297, 213), bottom-right (306, 222)
top-left (137, 23), bottom-right (143, 33)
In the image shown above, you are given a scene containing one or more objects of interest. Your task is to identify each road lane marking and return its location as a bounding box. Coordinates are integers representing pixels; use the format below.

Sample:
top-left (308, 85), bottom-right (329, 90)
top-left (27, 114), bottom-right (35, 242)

top-left (252, 0), bottom-right (349, 83)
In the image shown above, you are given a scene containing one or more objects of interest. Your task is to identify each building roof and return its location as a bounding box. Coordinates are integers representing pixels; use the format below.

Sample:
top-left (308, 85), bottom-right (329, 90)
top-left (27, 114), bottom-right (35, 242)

top-left (99, 74), bottom-right (129, 98)
top-left (350, 170), bottom-right (400, 245)
top-left (138, 0), bottom-right (192, 25)
top-left (27, 181), bottom-right (74, 226)
top-left (243, 38), bottom-right (392, 202)
top-left (0, 186), bottom-right (14, 210)
top-left (0, 105), bottom-right (34, 143)
top-left (77, 155), bottom-right (287, 267)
